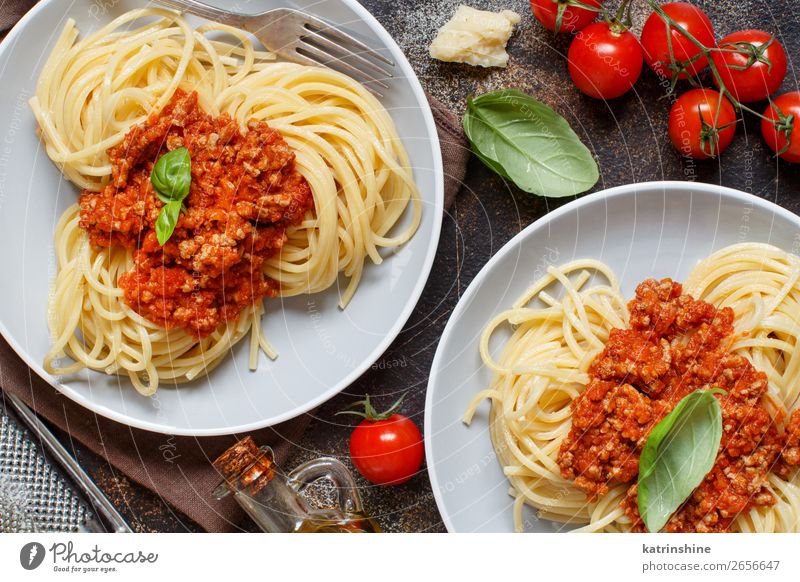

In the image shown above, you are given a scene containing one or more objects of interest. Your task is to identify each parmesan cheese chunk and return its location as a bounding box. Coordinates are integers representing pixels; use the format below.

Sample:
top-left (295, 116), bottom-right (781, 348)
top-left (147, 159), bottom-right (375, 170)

top-left (429, 5), bottom-right (521, 68)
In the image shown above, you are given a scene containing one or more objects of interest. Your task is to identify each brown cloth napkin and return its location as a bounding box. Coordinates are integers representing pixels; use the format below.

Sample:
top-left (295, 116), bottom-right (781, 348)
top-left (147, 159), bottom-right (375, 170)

top-left (0, 0), bottom-right (36, 33)
top-left (0, 5), bottom-right (470, 531)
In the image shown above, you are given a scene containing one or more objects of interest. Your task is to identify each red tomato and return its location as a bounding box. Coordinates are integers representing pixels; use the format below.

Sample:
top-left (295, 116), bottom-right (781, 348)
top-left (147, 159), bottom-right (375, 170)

top-left (711, 30), bottom-right (787, 103)
top-left (641, 2), bottom-right (715, 80)
top-left (668, 89), bottom-right (737, 159)
top-left (568, 22), bottom-right (643, 99)
top-left (530, 0), bottom-right (603, 33)
top-left (349, 413), bottom-right (424, 486)
top-left (761, 92), bottom-right (800, 163)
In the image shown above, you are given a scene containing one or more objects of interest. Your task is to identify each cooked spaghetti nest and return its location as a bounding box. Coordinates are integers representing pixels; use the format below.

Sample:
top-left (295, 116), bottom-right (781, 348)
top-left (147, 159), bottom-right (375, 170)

top-left (465, 244), bottom-right (800, 532)
top-left (33, 8), bottom-right (421, 395)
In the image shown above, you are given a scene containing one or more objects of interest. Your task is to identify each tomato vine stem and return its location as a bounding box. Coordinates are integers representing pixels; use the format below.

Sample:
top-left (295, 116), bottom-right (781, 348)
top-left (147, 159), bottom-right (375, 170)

top-left (641, 0), bottom-right (783, 127)
top-left (555, 1), bottom-right (606, 33)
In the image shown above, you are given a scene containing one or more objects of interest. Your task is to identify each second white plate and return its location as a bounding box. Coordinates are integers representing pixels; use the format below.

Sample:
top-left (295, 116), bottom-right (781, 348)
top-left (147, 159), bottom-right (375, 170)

top-left (425, 181), bottom-right (800, 532)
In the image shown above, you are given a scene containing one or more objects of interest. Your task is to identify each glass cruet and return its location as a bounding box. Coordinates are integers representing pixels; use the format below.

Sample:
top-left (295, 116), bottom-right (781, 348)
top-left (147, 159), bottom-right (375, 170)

top-left (212, 436), bottom-right (380, 533)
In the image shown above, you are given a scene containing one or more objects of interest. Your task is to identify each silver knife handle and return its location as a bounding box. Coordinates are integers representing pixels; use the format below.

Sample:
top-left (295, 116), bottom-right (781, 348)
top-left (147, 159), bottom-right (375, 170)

top-left (6, 393), bottom-right (132, 533)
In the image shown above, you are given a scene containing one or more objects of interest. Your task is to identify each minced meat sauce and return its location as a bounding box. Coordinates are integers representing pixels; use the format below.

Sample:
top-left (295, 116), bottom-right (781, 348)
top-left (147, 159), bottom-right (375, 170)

top-left (557, 278), bottom-right (800, 532)
top-left (79, 90), bottom-right (313, 338)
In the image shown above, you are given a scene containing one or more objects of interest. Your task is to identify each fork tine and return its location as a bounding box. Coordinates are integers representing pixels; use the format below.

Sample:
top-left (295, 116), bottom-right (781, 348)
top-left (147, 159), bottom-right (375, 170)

top-left (293, 43), bottom-right (389, 91)
top-left (279, 47), bottom-right (330, 69)
top-left (300, 28), bottom-right (393, 80)
top-left (297, 11), bottom-right (395, 67)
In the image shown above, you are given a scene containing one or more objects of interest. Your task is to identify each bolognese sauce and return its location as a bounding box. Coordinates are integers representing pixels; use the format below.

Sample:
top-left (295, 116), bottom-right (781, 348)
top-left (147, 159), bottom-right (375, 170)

top-left (78, 90), bottom-right (313, 338)
top-left (557, 278), bottom-right (800, 532)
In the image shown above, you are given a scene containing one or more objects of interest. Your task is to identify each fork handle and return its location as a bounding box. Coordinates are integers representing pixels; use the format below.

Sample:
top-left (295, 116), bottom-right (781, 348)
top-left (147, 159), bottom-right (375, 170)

top-left (155, 0), bottom-right (249, 29)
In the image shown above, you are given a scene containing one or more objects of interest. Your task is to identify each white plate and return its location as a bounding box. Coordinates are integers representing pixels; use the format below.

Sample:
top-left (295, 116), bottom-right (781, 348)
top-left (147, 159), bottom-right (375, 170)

top-left (0, 0), bottom-right (443, 435)
top-left (425, 181), bottom-right (800, 533)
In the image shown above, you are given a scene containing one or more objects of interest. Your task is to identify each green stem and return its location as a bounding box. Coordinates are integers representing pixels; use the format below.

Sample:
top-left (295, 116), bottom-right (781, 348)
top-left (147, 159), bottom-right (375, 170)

top-left (569, 0), bottom-right (606, 13)
top-left (613, 0), bottom-right (635, 26)
top-left (642, 0), bottom-right (777, 124)
top-left (555, 0), bottom-right (606, 32)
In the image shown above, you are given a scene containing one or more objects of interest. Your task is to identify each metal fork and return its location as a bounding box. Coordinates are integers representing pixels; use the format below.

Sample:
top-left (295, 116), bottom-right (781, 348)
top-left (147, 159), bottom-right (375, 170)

top-left (154, 0), bottom-right (394, 91)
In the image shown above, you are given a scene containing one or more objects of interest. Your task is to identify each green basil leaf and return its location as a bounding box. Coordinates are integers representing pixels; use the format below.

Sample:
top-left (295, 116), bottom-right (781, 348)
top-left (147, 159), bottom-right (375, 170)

top-left (463, 107), bottom-right (511, 180)
top-left (155, 200), bottom-right (182, 246)
top-left (151, 146), bottom-right (191, 202)
top-left (155, 191), bottom-right (174, 205)
top-left (471, 147), bottom-right (512, 180)
top-left (462, 89), bottom-right (598, 197)
top-left (637, 389), bottom-right (724, 533)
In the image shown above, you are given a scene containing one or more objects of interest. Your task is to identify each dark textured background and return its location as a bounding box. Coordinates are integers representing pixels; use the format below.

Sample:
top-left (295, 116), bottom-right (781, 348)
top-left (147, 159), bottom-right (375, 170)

top-left (9, 0), bottom-right (800, 532)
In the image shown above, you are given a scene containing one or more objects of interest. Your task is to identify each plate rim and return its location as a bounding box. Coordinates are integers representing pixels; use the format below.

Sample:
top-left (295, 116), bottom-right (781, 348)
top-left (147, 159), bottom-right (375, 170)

top-left (0, 0), bottom-right (444, 436)
top-left (424, 180), bottom-right (800, 533)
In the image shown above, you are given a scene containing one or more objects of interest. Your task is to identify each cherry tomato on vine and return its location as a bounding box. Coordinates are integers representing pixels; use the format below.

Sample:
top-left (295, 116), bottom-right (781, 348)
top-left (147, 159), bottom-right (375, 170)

top-left (641, 2), bottom-right (715, 80)
top-left (668, 89), bottom-right (737, 159)
top-left (568, 21), bottom-right (643, 99)
top-left (761, 92), bottom-right (800, 163)
top-left (530, 0), bottom-right (603, 34)
top-left (339, 395), bottom-right (424, 486)
top-left (711, 30), bottom-right (787, 103)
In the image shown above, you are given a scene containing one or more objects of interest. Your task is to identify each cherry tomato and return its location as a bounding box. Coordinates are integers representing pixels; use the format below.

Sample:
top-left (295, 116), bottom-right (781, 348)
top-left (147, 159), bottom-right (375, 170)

top-left (761, 92), bottom-right (800, 163)
top-left (343, 395), bottom-right (424, 486)
top-left (668, 89), bottom-right (737, 159)
top-left (711, 30), bottom-right (787, 103)
top-left (530, 0), bottom-right (603, 34)
top-left (641, 2), bottom-right (715, 80)
top-left (568, 22), bottom-right (643, 99)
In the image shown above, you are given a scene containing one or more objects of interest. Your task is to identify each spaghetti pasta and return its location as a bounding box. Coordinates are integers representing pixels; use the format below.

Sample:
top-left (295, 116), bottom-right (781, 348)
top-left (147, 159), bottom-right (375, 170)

top-left (466, 244), bottom-right (800, 532)
top-left (32, 9), bottom-right (421, 394)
